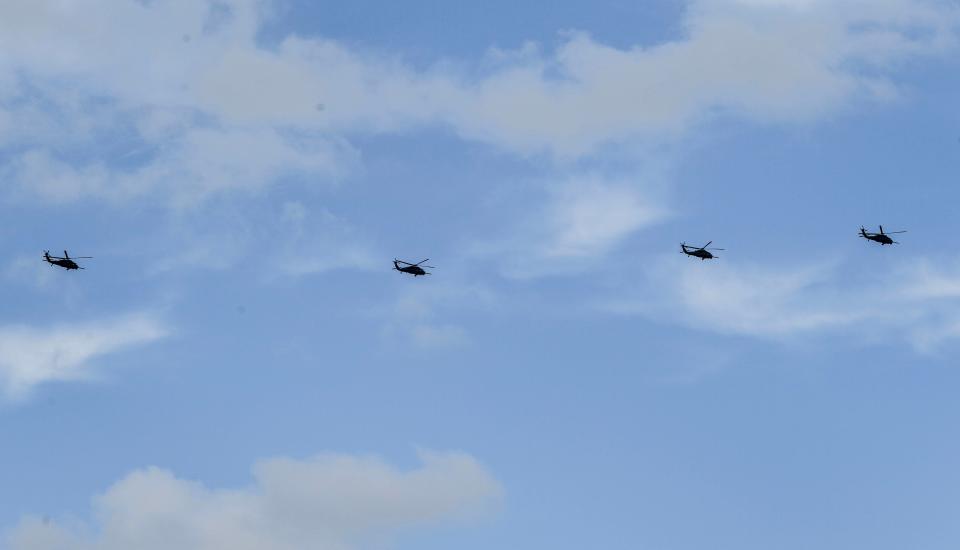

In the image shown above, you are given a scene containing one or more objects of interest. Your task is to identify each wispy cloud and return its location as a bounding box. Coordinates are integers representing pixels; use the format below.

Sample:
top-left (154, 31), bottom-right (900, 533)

top-left (382, 282), bottom-right (496, 349)
top-left (544, 179), bottom-right (668, 258)
top-left (635, 258), bottom-right (861, 337)
top-left (2, 125), bottom-right (357, 206)
top-left (6, 449), bottom-right (502, 550)
top-left (472, 174), bottom-right (670, 278)
top-left (271, 202), bottom-right (381, 277)
top-left (142, 200), bottom-right (378, 279)
top-left (0, 314), bottom-right (168, 400)
top-left (605, 256), bottom-right (960, 351)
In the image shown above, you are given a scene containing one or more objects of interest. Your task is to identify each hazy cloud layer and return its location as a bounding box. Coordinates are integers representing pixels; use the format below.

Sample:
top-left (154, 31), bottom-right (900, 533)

top-left (0, 0), bottom-right (954, 285)
top-left (1, 0), bottom-right (957, 342)
top-left (382, 282), bottom-right (497, 349)
top-left (6, 450), bottom-right (502, 550)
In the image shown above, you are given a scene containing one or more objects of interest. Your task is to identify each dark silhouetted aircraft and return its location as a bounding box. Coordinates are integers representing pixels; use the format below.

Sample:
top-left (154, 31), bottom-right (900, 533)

top-left (859, 225), bottom-right (905, 245)
top-left (43, 250), bottom-right (92, 270)
top-left (394, 258), bottom-right (434, 276)
top-left (681, 241), bottom-right (723, 260)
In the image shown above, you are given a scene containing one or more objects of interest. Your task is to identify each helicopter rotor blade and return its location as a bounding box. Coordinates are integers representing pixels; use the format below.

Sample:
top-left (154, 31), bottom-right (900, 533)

top-left (703, 241), bottom-right (712, 249)
top-left (885, 230), bottom-right (907, 234)
top-left (414, 259), bottom-right (430, 266)
top-left (706, 248), bottom-right (725, 251)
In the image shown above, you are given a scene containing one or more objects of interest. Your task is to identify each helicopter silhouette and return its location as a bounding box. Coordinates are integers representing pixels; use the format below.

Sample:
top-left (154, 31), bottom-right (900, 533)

top-left (859, 225), bottom-right (905, 245)
top-left (681, 241), bottom-right (723, 260)
top-left (43, 250), bottom-right (92, 270)
top-left (393, 258), bottom-right (434, 276)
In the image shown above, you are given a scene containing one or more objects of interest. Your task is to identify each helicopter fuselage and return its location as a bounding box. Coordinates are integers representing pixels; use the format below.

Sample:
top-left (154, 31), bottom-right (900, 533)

top-left (394, 261), bottom-right (427, 276)
top-left (683, 247), bottom-right (714, 260)
top-left (863, 233), bottom-right (894, 245)
top-left (47, 258), bottom-right (80, 270)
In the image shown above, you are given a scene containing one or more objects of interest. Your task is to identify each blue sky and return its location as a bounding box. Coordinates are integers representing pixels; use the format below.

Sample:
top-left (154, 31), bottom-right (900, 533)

top-left (2, 0), bottom-right (960, 548)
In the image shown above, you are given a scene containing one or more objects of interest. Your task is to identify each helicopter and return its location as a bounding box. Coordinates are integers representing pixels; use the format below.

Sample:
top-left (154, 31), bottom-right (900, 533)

top-left (43, 250), bottom-right (92, 270)
top-left (681, 241), bottom-right (723, 260)
top-left (393, 258), bottom-right (434, 276)
top-left (859, 225), bottom-right (905, 245)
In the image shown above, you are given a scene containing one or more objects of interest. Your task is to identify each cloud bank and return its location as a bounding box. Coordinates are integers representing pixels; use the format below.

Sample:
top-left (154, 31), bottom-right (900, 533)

top-left (0, 0), bottom-right (956, 204)
top-left (0, 0), bottom-right (954, 277)
top-left (6, 450), bottom-right (502, 550)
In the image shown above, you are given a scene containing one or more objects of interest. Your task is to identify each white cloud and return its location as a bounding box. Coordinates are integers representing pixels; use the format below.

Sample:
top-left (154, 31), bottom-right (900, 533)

top-left (269, 0), bottom-right (958, 157)
top-left (2, 124), bottom-right (356, 205)
top-left (623, 258), bottom-right (863, 337)
top-left (0, 0), bottom-right (956, 281)
top-left (545, 179), bottom-right (668, 258)
top-left (606, 256), bottom-right (960, 350)
top-left (278, 0), bottom-right (955, 156)
top-left (6, 449), bottom-right (502, 550)
top-left (890, 260), bottom-right (960, 350)
top-left (179, 0), bottom-right (959, 157)
top-left (0, 314), bottom-right (168, 400)
top-left (473, 175), bottom-right (669, 278)
top-left (0, 0), bottom-right (956, 205)
top-left (899, 260), bottom-right (960, 299)
top-left (0, 1), bottom-right (352, 205)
